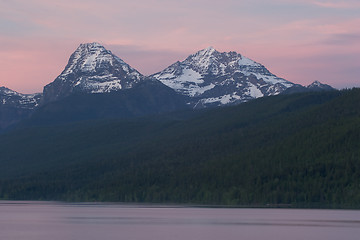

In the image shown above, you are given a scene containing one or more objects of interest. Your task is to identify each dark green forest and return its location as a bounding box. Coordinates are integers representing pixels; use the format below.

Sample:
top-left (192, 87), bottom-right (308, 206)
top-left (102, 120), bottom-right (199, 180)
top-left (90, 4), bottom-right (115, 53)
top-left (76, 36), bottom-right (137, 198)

top-left (0, 89), bottom-right (359, 208)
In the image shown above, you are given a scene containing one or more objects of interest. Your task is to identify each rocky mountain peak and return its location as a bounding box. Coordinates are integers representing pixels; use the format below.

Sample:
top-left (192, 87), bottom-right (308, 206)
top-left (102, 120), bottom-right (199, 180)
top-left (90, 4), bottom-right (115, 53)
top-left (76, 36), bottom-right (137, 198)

top-left (184, 47), bottom-right (220, 73)
top-left (151, 47), bottom-right (295, 107)
top-left (308, 80), bottom-right (322, 87)
top-left (191, 46), bottom-right (217, 58)
top-left (62, 42), bottom-right (128, 75)
top-left (42, 42), bottom-right (144, 103)
top-left (307, 81), bottom-right (335, 91)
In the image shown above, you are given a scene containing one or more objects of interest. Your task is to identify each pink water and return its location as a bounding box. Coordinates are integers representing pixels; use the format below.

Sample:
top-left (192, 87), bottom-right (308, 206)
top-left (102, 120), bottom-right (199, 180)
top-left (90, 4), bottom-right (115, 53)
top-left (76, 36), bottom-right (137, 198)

top-left (1, 201), bottom-right (360, 240)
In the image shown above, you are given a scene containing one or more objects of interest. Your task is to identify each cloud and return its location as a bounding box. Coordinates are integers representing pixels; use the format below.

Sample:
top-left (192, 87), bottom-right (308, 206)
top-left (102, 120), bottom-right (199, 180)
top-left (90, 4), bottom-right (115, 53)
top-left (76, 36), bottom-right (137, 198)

top-left (323, 33), bottom-right (360, 45)
top-left (311, 0), bottom-right (360, 9)
top-left (277, 0), bottom-right (360, 9)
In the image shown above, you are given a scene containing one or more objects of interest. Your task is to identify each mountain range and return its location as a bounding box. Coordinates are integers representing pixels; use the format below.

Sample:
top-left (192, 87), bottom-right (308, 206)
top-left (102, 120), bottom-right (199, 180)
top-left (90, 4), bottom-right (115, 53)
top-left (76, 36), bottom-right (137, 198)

top-left (0, 42), bottom-right (334, 130)
top-left (1, 43), bottom-right (359, 207)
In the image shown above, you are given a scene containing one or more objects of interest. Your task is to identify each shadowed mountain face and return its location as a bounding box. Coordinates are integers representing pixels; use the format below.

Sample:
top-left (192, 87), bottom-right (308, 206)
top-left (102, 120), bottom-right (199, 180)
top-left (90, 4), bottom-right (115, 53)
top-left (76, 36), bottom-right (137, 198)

top-left (0, 87), bottom-right (42, 129)
top-left (24, 80), bottom-right (189, 126)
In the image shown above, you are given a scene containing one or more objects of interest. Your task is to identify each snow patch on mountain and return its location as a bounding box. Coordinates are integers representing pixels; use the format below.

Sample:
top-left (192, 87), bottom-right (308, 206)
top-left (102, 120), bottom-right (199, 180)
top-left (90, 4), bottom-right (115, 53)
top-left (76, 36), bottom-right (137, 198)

top-left (248, 83), bottom-right (264, 98)
top-left (153, 67), bottom-right (216, 97)
top-left (238, 56), bottom-right (260, 67)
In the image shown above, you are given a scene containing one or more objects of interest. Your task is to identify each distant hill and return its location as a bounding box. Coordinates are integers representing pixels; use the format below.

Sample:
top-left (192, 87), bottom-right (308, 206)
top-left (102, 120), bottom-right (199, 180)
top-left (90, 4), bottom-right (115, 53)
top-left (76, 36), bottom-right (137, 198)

top-left (282, 81), bottom-right (335, 94)
top-left (0, 88), bottom-right (359, 208)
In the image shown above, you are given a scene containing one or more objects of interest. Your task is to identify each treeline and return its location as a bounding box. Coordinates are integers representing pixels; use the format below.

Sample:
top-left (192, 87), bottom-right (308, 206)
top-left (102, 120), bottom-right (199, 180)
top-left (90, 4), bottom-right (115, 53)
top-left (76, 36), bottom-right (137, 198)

top-left (0, 89), bottom-right (359, 208)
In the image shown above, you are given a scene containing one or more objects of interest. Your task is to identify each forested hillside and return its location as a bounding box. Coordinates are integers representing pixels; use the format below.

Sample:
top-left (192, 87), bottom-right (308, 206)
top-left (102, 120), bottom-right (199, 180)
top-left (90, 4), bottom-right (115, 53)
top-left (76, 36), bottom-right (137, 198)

top-left (0, 89), bottom-right (359, 208)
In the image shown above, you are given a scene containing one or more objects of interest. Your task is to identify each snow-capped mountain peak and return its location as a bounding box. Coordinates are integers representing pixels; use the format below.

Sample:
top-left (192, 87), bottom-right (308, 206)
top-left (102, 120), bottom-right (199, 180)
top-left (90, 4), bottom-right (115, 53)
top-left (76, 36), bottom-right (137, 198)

top-left (183, 46), bottom-right (220, 74)
top-left (151, 47), bottom-right (295, 107)
top-left (192, 46), bottom-right (217, 59)
top-left (42, 42), bottom-right (144, 103)
top-left (307, 81), bottom-right (335, 91)
top-left (308, 80), bottom-right (324, 88)
top-left (63, 42), bottom-right (128, 75)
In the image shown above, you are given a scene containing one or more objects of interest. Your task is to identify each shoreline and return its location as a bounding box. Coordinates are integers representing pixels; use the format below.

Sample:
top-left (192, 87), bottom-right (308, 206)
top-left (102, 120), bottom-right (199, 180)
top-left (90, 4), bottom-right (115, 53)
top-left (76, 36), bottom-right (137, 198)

top-left (1, 200), bottom-right (359, 210)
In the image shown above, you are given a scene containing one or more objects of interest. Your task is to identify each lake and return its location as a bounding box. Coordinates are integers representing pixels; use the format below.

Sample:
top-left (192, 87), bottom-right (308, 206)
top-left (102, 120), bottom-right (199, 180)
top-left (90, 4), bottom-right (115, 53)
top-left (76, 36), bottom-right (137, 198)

top-left (0, 201), bottom-right (359, 240)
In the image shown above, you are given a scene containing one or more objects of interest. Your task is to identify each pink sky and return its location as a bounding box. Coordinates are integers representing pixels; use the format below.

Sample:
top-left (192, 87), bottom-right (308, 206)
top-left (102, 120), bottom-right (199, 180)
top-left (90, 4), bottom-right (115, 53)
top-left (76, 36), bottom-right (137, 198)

top-left (1, 0), bottom-right (359, 93)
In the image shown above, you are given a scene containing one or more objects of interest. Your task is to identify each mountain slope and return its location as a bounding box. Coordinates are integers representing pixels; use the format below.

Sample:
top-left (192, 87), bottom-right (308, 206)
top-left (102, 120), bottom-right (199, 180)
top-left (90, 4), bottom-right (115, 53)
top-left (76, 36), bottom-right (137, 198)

top-left (307, 80), bottom-right (335, 91)
top-left (0, 89), bottom-right (359, 207)
top-left (42, 42), bottom-right (144, 103)
top-left (21, 80), bottom-right (189, 126)
top-left (151, 47), bottom-right (294, 108)
top-left (12, 43), bottom-right (189, 126)
top-left (0, 87), bottom-right (42, 129)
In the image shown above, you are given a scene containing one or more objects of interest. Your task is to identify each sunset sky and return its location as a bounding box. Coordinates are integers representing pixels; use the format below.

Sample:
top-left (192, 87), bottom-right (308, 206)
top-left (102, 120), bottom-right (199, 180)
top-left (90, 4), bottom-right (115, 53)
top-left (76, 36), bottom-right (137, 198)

top-left (1, 0), bottom-right (359, 93)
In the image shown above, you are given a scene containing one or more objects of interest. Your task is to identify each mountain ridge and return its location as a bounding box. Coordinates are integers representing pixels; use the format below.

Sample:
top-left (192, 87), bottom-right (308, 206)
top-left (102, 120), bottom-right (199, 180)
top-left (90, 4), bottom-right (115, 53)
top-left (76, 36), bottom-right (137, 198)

top-left (1, 42), bottom-right (336, 130)
top-left (4, 43), bottom-right (335, 102)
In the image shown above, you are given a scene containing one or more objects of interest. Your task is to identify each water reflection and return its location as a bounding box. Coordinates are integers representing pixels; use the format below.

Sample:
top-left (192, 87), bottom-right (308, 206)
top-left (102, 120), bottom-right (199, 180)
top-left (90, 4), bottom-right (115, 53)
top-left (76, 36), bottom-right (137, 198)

top-left (1, 201), bottom-right (360, 240)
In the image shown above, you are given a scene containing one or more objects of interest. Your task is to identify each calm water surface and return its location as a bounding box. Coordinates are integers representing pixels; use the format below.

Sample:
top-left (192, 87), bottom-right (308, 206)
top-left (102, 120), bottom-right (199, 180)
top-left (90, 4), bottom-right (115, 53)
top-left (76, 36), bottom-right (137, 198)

top-left (0, 201), bottom-right (360, 240)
